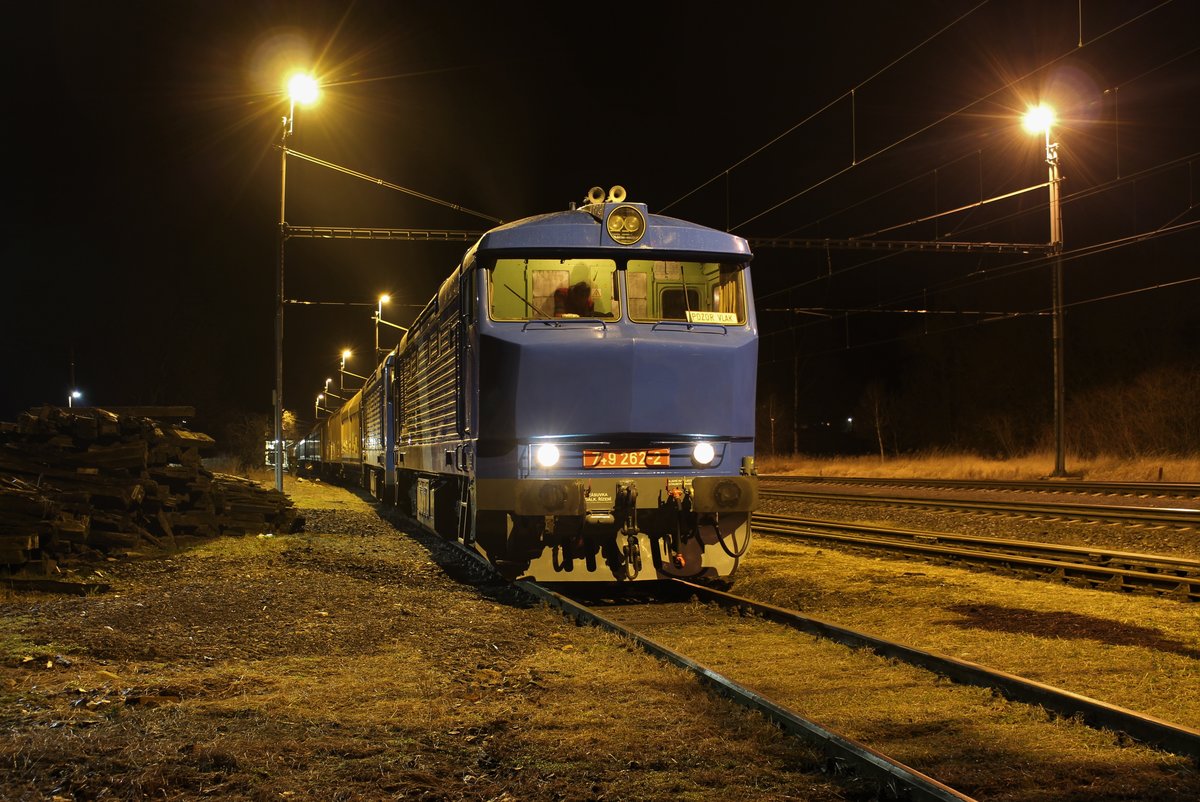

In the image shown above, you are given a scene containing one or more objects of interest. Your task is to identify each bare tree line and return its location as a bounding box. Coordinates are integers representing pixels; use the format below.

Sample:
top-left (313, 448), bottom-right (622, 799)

top-left (861, 360), bottom-right (1200, 458)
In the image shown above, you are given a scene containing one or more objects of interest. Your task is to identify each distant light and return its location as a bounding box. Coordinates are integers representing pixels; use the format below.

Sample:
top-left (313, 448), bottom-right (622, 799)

top-left (317, 393), bottom-right (324, 402)
top-left (379, 294), bottom-right (390, 304)
top-left (1022, 104), bottom-right (1055, 134)
top-left (342, 349), bottom-right (352, 360)
top-left (71, 390), bottom-right (82, 399)
top-left (287, 73), bottom-right (319, 106)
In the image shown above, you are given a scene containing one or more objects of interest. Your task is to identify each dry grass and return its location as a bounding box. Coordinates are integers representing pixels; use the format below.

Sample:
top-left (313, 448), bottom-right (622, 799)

top-left (643, 601), bottom-right (1200, 802)
top-left (3, 476), bottom-right (1197, 800)
top-left (757, 451), bottom-right (1200, 482)
top-left (734, 534), bottom-right (1200, 729)
top-left (0, 484), bottom-right (860, 802)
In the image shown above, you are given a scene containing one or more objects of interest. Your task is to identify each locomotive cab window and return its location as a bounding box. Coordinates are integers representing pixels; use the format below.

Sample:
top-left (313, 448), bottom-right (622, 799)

top-left (489, 258), bottom-right (619, 321)
top-left (626, 260), bottom-right (747, 325)
top-left (660, 287), bottom-right (701, 320)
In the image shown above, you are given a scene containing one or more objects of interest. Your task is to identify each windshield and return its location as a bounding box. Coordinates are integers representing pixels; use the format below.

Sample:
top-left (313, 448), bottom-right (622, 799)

top-left (626, 260), bottom-right (747, 324)
top-left (486, 258), bottom-right (747, 324)
top-left (489, 258), bottom-right (619, 320)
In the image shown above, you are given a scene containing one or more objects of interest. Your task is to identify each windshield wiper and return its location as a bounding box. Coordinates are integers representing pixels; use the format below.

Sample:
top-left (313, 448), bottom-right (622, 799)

top-left (505, 284), bottom-right (550, 319)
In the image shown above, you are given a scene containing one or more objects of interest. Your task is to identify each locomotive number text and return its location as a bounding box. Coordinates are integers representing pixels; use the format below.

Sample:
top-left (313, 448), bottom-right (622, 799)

top-left (582, 448), bottom-right (670, 469)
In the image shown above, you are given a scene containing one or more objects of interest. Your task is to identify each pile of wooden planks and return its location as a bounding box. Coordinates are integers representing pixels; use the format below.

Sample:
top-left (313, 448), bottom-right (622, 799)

top-left (0, 407), bottom-right (301, 579)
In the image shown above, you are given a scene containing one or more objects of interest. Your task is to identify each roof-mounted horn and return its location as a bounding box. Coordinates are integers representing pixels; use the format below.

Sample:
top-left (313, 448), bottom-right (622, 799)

top-left (580, 185), bottom-right (634, 222)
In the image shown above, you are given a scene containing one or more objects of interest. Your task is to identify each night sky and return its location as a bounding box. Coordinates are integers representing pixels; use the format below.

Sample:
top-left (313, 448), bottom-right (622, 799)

top-left (4, 1), bottom-right (1198, 449)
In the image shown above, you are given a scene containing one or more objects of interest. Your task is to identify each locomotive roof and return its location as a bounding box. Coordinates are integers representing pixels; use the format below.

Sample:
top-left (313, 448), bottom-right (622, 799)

top-left (468, 204), bottom-right (753, 262)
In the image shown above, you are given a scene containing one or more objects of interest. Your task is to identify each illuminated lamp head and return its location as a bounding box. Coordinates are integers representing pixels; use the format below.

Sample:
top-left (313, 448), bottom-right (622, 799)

top-left (535, 443), bottom-right (560, 468)
top-left (1022, 104), bottom-right (1055, 134)
top-left (287, 73), bottom-right (320, 106)
top-left (691, 441), bottom-right (716, 466)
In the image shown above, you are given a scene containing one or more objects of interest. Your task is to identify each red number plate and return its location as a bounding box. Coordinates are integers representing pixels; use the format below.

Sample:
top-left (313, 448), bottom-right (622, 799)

top-left (583, 449), bottom-right (670, 469)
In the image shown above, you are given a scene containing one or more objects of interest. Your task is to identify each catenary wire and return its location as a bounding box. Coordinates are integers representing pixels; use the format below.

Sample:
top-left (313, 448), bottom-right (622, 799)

top-left (758, 219), bottom-right (1200, 362)
top-left (671, 1), bottom-right (1175, 236)
top-left (660, 1), bottom-right (992, 217)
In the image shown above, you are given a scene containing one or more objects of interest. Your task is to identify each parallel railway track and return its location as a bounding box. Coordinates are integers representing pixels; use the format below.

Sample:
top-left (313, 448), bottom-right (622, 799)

top-left (519, 578), bottom-right (1200, 802)
top-left (752, 512), bottom-right (1200, 601)
top-left (759, 475), bottom-right (1200, 500)
top-left (429, 532), bottom-right (975, 799)
top-left (758, 485), bottom-right (1200, 528)
top-left (522, 579), bottom-right (974, 802)
top-left (412, 514), bottom-right (1199, 801)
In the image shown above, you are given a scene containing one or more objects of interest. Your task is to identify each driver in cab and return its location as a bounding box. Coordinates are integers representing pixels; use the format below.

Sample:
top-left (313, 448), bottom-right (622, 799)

top-left (554, 280), bottom-right (594, 317)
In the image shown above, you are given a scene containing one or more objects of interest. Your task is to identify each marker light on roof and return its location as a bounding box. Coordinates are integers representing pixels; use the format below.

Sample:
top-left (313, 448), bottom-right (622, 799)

top-left (606, 205), bottom-right (646, 245)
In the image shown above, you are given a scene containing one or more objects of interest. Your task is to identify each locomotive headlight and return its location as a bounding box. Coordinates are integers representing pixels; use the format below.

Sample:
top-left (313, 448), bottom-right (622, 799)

top-left (535, 443), bottom-right (561, 468)
top-left (691, 441), bottom-right (716, 466)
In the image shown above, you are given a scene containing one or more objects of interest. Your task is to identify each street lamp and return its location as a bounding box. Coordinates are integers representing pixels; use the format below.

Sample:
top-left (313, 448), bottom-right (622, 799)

top-left (324, 377), bottom-right (345, 401)
top-left (315, 393), bottom-right (325, 420)
top-left (1023, 103), bottom-right (1067, 478)
top-left (273, 72), bottom-right (320, 492)
top-left (322, 377), bottom-right (345, 403)
top-left (375, 294), bottom-right (389, 358)
top-left (340, 349), bottom-right (367, 391)
top-left (68, 389), bottom-right (82, 408)
top-left (375, 294), bottom-right (409, 359)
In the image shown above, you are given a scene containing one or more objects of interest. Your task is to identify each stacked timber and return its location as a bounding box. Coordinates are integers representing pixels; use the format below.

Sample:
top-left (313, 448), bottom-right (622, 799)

top-left (0, 407), bottom-right (301, 578)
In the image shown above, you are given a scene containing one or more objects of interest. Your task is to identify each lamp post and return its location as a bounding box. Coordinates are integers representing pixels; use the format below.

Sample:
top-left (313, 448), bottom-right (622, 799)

top-left (340, 349), bottom-right (367, 391)
top-left (273, 73), bottom-right (320, 492)
top-left (1023, 104), bottom-right (1067, 478)
top-left (375, 297), bottom-right (410, 359)
top-left (315, 393), bottom-right (325, 420)
top-left (322, 377), bottom-right (345, 403)
top-left (375, 294), bottom-right (389, 358)
top-left (68, 390), bottom-right (82, 408)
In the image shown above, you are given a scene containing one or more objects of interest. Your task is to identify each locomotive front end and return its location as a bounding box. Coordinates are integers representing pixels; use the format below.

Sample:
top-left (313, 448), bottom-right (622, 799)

top-left (469, 188), bottom-right (759, 584)
top-left (484, 439), bottom-right (759, 584)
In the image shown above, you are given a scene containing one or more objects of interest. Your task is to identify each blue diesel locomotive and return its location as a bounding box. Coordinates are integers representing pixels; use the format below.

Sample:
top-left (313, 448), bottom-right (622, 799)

top-left (297, 186), bottom-right (759, 584)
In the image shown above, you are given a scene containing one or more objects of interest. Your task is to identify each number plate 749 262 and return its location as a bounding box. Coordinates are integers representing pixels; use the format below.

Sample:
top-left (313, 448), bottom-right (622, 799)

top-left (582, 449), bottom-right (669, 468)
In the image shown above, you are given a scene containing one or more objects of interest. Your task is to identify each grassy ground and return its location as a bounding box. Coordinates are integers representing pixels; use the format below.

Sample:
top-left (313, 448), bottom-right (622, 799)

top-left (755, 451), bottom-right (1200, 482)
top-left (733, 533), bottom-right (1200, 729)
top-left (2, 472), bottom-right (1196, 800)
top-left (0, 479), bottom-right (858, 802)
top-left (626, 591), bottom-right (1200, 802)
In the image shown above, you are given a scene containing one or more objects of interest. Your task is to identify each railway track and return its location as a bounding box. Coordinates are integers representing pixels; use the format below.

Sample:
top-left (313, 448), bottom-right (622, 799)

top-left (758, 484), bottom-right (1200, 528)
top-left (759, 474), bottom-right (1200, 501)
top-left (519, 578), bottom-right (1200, 802)
top-left (426, 531), bottom-right (974, 799)
top-left (752, 512), bottom-right (1200, 601)
top-left (413, 516), bottom-right (1199, 800)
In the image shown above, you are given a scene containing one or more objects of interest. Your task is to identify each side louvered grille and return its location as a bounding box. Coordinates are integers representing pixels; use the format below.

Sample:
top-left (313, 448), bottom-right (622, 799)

top-left (400, 318), bottom-right (459, 444)
top-left (363, 377), bottom-right (385, 452)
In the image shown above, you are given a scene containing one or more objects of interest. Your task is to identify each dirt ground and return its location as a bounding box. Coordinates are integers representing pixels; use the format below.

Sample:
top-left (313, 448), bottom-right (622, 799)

top-left (0, 478), bottom-right (859, 802)
top-left (2, 476), bottom-right (1197, 801)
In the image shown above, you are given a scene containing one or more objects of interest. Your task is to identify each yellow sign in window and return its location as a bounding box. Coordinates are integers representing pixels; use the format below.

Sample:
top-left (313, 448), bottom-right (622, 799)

top-left (686, 311), bottom-right (739, 324)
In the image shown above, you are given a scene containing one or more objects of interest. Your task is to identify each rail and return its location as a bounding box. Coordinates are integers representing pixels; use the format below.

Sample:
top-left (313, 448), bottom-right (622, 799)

top-left (517, 579), bottom-right (977, 802)
top-left (752, 512), bottom-right (1200, 601)
top-left (758, 487), bottom-right (1200, 528)
top-left (668, 578), bottom-right (1200, 762)
top-left (760, 474), bottom-right (1200, 500)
